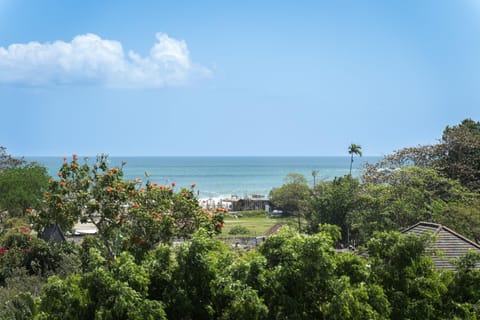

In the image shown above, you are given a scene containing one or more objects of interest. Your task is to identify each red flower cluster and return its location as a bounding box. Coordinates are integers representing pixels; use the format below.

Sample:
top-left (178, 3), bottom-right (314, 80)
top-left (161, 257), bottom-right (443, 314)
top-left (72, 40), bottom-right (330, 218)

top-left (108, 168), bottom-right (119, 175)
top-left (0, 246), bottom-right (7, 256)
top-left (19, 226), bottom-right (30, 234)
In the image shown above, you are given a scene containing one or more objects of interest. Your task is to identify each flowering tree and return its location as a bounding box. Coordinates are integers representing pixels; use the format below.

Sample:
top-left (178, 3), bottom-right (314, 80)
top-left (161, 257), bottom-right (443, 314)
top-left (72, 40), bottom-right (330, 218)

top-left (36, 154), bottom-right (224, 259)
top-left (125, 180), bottom-right (225, 260)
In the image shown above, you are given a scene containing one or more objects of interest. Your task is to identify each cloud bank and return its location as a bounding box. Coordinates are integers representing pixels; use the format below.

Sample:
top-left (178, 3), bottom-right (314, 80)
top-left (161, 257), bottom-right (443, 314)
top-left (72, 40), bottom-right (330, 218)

top-left (0, 33), bottom-right (210, 87)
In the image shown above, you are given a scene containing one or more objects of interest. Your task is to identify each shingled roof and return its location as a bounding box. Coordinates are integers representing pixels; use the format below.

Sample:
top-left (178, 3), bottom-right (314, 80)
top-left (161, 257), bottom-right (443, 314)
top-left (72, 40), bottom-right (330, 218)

top-left (402, 222), bottom-right (480, 271)
top-left (41, 224), bottom-right (66, 243)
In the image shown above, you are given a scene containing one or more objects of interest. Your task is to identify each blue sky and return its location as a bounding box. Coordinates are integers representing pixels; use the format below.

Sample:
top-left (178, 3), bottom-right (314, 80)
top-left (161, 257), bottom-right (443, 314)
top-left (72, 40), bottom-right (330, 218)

top-left (1, 0), bottom-right (479, 156)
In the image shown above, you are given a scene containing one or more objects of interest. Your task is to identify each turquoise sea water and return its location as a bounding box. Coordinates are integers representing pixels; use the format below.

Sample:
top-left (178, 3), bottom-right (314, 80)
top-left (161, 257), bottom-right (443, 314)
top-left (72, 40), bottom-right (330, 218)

top-left (27, 156), bottom-right (380, 199)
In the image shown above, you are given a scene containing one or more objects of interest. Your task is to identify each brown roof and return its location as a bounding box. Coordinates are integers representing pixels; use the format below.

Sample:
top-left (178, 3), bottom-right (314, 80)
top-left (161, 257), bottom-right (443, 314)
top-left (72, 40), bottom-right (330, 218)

top-left (263, 223), bottom-right (283, 236)
top-left (402, 222), bottom-right (480, 271)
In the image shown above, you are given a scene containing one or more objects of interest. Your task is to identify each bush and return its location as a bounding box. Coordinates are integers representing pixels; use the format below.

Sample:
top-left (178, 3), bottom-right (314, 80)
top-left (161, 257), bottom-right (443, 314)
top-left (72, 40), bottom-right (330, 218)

top-left (0, 224), bottom-right (80, 282)
top-left (229, 225), bottom-right (250, 235)
top-left (0, 163), bottom-right (49, 217)
top-left (236, 210), bottom-right (267, 218)
top-left (0, 269), bottom-right (45, 319)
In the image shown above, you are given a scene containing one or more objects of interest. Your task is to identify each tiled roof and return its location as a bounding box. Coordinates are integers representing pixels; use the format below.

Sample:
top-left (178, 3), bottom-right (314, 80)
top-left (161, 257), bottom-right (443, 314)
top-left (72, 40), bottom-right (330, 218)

top-left (402, 222), bottom-right (480, 271)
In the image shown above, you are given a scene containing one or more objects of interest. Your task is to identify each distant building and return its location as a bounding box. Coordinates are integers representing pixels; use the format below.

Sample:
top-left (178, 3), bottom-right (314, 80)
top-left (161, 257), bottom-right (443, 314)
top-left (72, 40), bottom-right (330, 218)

top-left (230, 196), bottom-right (270, 212)
top-left (402, 222), bottom-right (480, 271)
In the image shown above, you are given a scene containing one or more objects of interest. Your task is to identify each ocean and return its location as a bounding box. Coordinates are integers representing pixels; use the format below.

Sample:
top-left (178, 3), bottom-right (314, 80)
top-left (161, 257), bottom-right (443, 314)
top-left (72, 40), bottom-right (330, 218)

top-left (27, 156), bottom-right (380, 199)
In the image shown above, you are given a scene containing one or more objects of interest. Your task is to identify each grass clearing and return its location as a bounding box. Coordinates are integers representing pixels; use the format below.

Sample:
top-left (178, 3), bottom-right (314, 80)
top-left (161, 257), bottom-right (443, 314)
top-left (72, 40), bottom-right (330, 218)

top-left (219, 212), bottom-right (298, 237)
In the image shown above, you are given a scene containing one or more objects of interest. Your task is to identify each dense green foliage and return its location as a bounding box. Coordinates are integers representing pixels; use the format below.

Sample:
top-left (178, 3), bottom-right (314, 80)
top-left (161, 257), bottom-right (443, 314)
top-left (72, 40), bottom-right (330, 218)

top-left (363, 118), bottom-right (480, 192)
top-left (305, 175), bottom-right (359, 242)
top-left (0, 148), bottom-right (49, 217)
top-left (269, 173), bottom-right (310, 230)
top-left (0, 223), bottom-right (479, 319)
top-left (1, 226), bottom-right (474, 319)
top-left (228, 225), bottom-right (250, 235)
top-left (269, 173), bottom-right (309, 216)
top-left (439, 119), bottom-right (480, 191)
top-left (349, 166), bottom-right (480, 243)
top-left (1, 118), bottom-right (480, 319)
top-left (294, 119), bottom-right (480, 245)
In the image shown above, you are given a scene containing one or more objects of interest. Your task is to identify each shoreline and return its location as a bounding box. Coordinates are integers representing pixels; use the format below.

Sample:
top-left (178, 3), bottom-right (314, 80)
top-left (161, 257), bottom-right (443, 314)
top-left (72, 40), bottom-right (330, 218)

top-left (27, 156), bottom-right (376, 203)
top-left (199, 194), bottom-right (270, 211)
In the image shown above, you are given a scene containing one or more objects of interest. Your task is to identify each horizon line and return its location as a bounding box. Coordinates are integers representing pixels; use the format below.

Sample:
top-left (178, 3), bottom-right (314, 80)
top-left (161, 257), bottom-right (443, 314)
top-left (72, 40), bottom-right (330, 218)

top-left (22, 154), bottom-right (383, 158)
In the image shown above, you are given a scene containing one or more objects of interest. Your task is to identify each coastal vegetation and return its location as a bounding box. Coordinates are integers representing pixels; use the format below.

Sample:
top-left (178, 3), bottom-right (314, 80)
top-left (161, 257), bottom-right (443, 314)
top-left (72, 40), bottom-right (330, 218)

top-left (269, 173), bottom-right (310, 231)
top-left (270, 118), bottom-right (480, 247)
top-left (0, 148), bottom-right (49, 218)
top-left (0, 118), bottom-right (479, 319)
top-left (347, 143), bottom-right (362, 176)
top-left (222, 212), bottom-right (297, 238)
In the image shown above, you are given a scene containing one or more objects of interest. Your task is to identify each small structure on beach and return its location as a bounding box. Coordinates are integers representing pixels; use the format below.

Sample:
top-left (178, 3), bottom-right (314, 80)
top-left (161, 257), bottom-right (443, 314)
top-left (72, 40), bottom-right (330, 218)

top-left (230, 195), bottom-right (270, 212)
top-left (200, 195), bottom-right (271, 212)
top-left (402, 222), bottom-right (480, 271)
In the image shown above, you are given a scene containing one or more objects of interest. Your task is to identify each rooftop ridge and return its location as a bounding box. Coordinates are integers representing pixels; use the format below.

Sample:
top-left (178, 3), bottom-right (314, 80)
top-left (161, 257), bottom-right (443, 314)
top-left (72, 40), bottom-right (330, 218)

top-left (435, 223), bottom-right (480, 250)
top-left (402, 221), bottom-right (480, 271)
top-left (403, 221), bottom-right (480, 247)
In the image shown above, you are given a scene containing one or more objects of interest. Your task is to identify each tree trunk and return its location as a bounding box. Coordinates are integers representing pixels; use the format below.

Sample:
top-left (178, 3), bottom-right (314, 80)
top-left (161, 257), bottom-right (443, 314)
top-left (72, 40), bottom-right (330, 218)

top-left (349, 154), bottom-right (354, 175)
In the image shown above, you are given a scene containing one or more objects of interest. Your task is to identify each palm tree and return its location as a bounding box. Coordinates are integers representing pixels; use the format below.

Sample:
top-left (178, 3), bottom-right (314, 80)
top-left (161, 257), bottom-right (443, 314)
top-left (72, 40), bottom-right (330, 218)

top-left (348, 143), bottom-right (362, 175)
top-left (312, 170), bottom-right (319, 188)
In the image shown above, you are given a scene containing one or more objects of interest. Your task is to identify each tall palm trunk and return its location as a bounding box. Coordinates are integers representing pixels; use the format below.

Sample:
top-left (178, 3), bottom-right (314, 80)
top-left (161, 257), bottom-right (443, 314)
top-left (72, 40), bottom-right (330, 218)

top-left (349, 153), bottom-right (354, 175)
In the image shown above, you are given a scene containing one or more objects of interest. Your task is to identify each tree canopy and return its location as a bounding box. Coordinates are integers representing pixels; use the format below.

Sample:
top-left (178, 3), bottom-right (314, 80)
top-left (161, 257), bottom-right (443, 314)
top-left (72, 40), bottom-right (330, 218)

top-left (2, 118), bottom-right (480, 319)
top-left (0, 146), bottom-right (25, 172)
top-left (36, 154), bottom-right (225, 260)
top-left (363, 118), bottom-right (480, 191)
top-left (0, 147), bottom-right (49, 217)
top-left (305, 175), bottom-right (359, 244)
top-left (269, 173), bottom-right (310, 230)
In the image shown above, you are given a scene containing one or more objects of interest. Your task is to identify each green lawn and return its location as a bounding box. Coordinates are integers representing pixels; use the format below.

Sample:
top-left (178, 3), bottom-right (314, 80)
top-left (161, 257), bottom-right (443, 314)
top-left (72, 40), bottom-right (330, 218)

top-left (219, 212), bottom-right (298, 237)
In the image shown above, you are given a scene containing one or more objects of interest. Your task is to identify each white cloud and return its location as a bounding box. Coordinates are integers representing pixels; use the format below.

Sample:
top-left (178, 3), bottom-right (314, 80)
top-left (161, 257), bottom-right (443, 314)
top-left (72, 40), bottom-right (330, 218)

top-left (0, 33), bottom-right (210, 87)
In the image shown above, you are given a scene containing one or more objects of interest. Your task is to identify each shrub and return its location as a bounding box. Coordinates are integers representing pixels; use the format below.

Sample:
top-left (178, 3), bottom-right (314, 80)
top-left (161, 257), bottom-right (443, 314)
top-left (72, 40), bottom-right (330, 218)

top-left (229, 225), bottom-right (250, 235)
